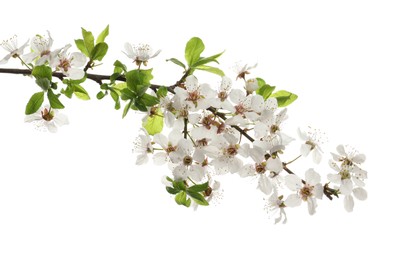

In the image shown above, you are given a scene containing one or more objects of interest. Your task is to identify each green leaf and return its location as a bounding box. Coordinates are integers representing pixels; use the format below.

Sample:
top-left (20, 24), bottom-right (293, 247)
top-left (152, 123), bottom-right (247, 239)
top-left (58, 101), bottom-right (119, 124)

top-left (32, 65), bottom-right (52, 81)
top-left (96, 91), bottom-right (106, 100)
top-left (47, 90), bottom-right (65, 109)
top-left (166, 186), bottom-right (179, 195)
top-left (196, 65), bottom-right (225, 76)
top-left (134, 100), bottom-right (147, 112)
top-left (156, 86), bottom-right (168, 98)
top-left (136, 85), bottom-right (149, 97)
top-left (74, 85), bottom-right (90, 100)
top-left (185, 37), bottom-right (205, 67)
top-left (81, 28), bottom-right (95, 56)
top-left (140, 93), bottom-right (159, 107)
top-left (90, 42), bottom-right (108, 61)
top-left (256, 84), bottom-right (276, 100)
top-left (96, 25), bottom-right (109, 44)
top-left (142, 109), bottom-right (164, 135)
top-left (126, 69), bottom-right (153, 94)
top-left (186, 191), bottom-right (209, 206)
top-left (25, 91), bottom-right (44, 115)
top-left (35, 78), bottom-right (50, 91)
top-left (173, 180), bottom-right (186, 191)
top-left (166, 58), bottom-right (186, 69)
top-left (113, 82), bottom-right (127, 92)
top-left (187, 182), bottom-right (209, 193)
top-left (114, 60), bottom-right (127, 73)
top-left (110, 90), bottom-right (120, 110)
top-left (120, 88), bottom-right (136, 100)
top-left (122, 100), bottom-right (132, 118)
top-left (256, 78), bottom-right (266, 87)
top-left (74, 39), bottom-right (88, 57)
top-left (175, 191), bottom-right (191, 207)
top-left (192, 51), bottom-right (224, 67)
top-left (271, 90), bottom-right (298, 107)
top-left (110, 72), bottom-right (121, 82)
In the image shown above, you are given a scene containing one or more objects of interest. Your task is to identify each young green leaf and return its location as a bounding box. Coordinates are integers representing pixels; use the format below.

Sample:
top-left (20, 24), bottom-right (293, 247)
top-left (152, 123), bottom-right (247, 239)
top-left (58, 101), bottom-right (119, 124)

top-left (47, 90), bottom-right (65, 109)
top-left (142, 109), bottom-right (164, 135)
top-left (96, 91), bottom-right (106, 100)
top-left (90, 42), bottom-right (108, 61)
top-left (156, 86), bottom-right (168, 98)
top-left (196, 65), bottom-right (225, 76)
top-left (35, 78), bottom-right (51, 91)
top-left (271, 90), bottom-right (298, 107)
top-left (175, 191), bottom-right (191, 207)
top-left (74, 39), bottom-right (88, 57)
top-left (166, 58), bottom-right (186, 70)
top-left (32, 65), bottom-right (52, 81)
top-left (126, 69), bottom-right (153, 94)
top-left (114, 60), bottom-right (127, 73)
top-left (187, 182), bottom-right (209, 193)
top-left (256, 78), bottom-right (266, 87)
top-left (186, 191), bottom-right (209, 206)
top-left (122, 100), bottom-right (132, 118)
top-left (96, 25), bottom-right (109, 44)
top-left (140, 93), bottom-right (159, 107)
top-left (173, 180), bottom-right (186, 191)
top-left (120, 88), bottom-right (136, 100)
top-left (81, 28), bottom-right (95, 55)
top-left (185, 37), bottom-right (205, 67)
top-left (25, 91), bottom-right (44, 115)
top-left (72, 84), bottom-right (90, 100)
top-left (256, 84), bottom-right (276, 100)
top-left (192, 51), bottom-right (224, 67)
top-left (110, 91), bottom-right (120, 110)
top-left (166, 186), bottom-right (179, 195)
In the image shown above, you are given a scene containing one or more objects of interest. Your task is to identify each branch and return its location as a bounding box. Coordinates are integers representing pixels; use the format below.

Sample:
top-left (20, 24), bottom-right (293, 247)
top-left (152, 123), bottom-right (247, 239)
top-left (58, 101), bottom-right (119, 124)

top-left (0, 67), bottom-right (255, 143)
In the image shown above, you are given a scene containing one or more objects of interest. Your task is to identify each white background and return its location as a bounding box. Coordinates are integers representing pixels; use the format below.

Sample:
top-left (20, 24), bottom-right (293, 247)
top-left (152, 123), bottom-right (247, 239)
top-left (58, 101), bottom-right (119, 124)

top-left (1, 0), bottom-right (409, 259)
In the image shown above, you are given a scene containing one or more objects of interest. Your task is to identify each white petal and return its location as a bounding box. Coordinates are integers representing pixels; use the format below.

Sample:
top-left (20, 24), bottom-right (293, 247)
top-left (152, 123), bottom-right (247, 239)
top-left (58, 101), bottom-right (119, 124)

top-left (327, 173), bottom-right (341, 184)
top-left (164, 111), bottom-right (175, 127)
top-left (24, 112), bottom-right (42, 122)
top-left (153, 133), bottom-right (168, 148)
top-left (150, 49), bottom-right (161, 59)
top-left (249, 146), bottom-right (265, 163)
top-left (0, 53), bottom-right (12, 64)
top-left (251, 94), bottom-right (264, 113)
top-left (344, 195), bottom-right (354, 212)
top-left (238, 164), bottom-right (255, 178)
top-left (353, 187), bottom-right (367, 201)
top-left (340, 179), bottom-right (353, 195)
top-left (336, 144), bottom-right (346, 156)
top-left (70, 52), bottom-right (87, 67)
top-left (257, 174), bottom-right (273, 195)
top-left (266, 157), bottom-right (283, 173)
top-left (22, 52), bottom-right (38, 63)
top-left (312, 149), bottom-right (322, 164)
top-left (46, 122), bottom-right (58, 133)
top-left (185, 75), bottom-right (198, 92)
top-left (189, 165), bottom-right (204, 182)
top-left (229, 89), bottom-right (245, 104)
top-left (297, 128), bottom-right (308, 141)
top-left (188, 113), bottom-right (201, 124)
top-left (254, 122), bottom-right (269, 138)
top-left (123, 42), bottom-right (135, 58)
top-left (264, 98), bottom-right (278, 110)
top-left (135, 154), bottom-right (148, 165)
top-left (352, 153), bottom-right (366, 164)
top-left (307, 197), bottom-right (317, 215)
top-left (53, 113), bottom-right (69, 126)
top-left (305, 168), bottom-right (321, 186)
top-left (244, 111), bottom-right (259, 121)
top-left (300, 143), bottom-right (311, 157)
top-left (314, 184), bottom-right (323, 199)
top-left (173, 165), bottom-right (188, 181)
top-left (67, 68), bottom-right (85, 80)
top-left (285, 174), bottom-right (302, 191)
top-left (228, 158), bottom-right (242, 173)
top-left (285, 194), bottom-right (302, 207)
top-left (153, 152), bottom-right (168, 165)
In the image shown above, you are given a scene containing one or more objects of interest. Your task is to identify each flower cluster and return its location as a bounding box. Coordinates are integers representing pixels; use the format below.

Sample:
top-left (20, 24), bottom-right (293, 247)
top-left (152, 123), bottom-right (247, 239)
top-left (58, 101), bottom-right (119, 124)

top-left (0, 29), bottom-right (367, 223)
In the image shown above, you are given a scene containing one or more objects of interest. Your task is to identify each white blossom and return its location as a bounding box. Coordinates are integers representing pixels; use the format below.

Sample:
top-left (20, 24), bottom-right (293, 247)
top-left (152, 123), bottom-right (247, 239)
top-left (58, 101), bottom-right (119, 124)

top-left (123, 42), bottom-right (160, 66)
top-left (285, 169), bottom-right (323, 215)
top-left (174, 75), bottom-right (216, 111)
top-left (24, 106), bottom-right (68, 133)
top-left (50, 44), bottom-right (86, 80)
top-left (169, 139), bottom-right (205, 182)
top-left (0, 35), bottom-right (29, 64)
top-left (133, 128), bottom-right (153, 165)
top-left (23, 31), bottom-right (54, 65)
top-left (233, 61), bottom-right (257, 80)
top-left (265, 193), bottom-right (287, 224)
top-left (152, 130), bottom-right (182, 165)
top-left (298, 127), bottom-right (326, 164)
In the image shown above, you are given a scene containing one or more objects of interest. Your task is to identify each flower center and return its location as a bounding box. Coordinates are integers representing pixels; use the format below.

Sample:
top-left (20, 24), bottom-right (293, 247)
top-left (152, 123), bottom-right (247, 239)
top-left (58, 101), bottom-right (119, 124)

top-left (255, 163), bottom-right (266, 174)
top-left (306, 140), bottom-right (316, 150)
top-left (340, 169), bottom-right (351, 180)
top-left (225, 144), bottom-right (238, 157)
top-left (270, 125), bottom-right (279, 134)
top-left (183, 155), bottom-right (193, 166)
top-left (165, 145), bottom-right (176, 154)
top-left (59, 58), bottom-right (71, 72)
top-left (196, 138), bottom-right (208, 147)
top-left (204, 187), bottom-right (213, 197)
top-left (187, 90), bottom-right (201, 102)
top-left (40, 50), bottom-right (51, 57)
top-left (218, 91), bottom-right (228, 101)
top-left (299, 184), bottom-right (314, 201)
top-left (41, 108), bottom-right (54, 121)
top-left (234, 104), bottom-right (246, 115)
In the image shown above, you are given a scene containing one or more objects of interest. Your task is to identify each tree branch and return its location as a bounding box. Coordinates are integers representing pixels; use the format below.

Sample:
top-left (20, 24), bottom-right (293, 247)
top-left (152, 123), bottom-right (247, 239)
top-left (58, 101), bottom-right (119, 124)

top-left (0, 67), bottom-right (255, 143)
